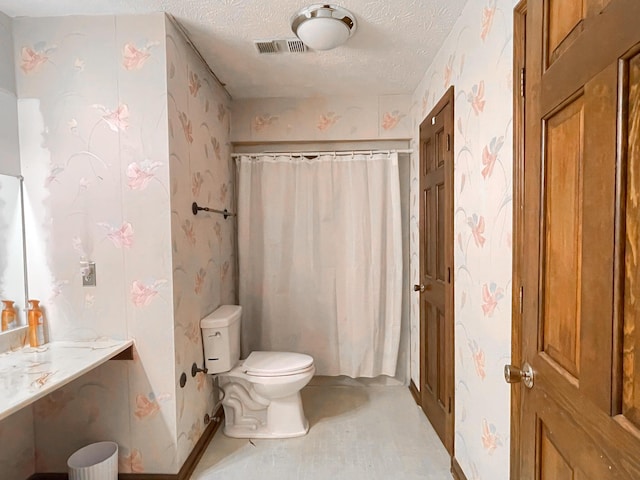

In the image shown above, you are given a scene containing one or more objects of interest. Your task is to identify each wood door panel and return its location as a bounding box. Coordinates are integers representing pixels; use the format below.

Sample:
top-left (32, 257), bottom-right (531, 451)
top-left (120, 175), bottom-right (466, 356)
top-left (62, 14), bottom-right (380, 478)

top-left (436, 128), bottom-right (446, 168)
top-left (426, 301), bottom-right (438, 393)
top-left (542, 95), bottom-right (584, 379)
top-left (436, 182), bottom-right (445, 282)
top-left (424, 187), bottom-right (433, 278)
top-left (425, 137), bottom-right (434, 174)
top-left (623, 50), bottom-right (640, 428)
top-left (539, 422), bottom-right (574, 480)
top-left (546, 0), bottom-right (585, 67)
top-left (540, 0), bottom-right (640, 116)
top-left (437, 308), bottom-right (446, 407)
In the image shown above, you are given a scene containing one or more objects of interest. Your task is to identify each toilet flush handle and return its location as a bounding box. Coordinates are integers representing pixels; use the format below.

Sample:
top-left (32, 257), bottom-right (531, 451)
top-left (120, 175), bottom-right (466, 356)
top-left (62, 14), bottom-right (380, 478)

top-left (209, 331), bottom-right (221, 338)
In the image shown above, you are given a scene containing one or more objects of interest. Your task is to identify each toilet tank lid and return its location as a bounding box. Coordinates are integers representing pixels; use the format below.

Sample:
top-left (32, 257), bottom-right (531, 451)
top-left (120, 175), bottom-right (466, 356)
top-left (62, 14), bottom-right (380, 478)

top-left (200, 305), bottom-right (242, 328)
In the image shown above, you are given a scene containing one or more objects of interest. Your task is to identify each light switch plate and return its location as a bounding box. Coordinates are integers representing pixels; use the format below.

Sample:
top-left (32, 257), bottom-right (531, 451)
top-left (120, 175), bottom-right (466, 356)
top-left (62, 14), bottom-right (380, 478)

top-left (82, 262), bottom-right (96, 286)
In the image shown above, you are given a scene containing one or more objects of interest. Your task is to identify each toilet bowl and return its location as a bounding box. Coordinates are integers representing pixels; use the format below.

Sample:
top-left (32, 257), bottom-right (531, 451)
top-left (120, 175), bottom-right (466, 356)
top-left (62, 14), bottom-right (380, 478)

top-left (201, 306), bottom-right (315, 439)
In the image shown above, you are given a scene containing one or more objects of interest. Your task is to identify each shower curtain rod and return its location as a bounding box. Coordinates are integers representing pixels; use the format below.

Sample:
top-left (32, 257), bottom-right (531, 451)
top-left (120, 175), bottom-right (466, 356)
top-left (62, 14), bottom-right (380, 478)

top-left (231, 149), bottom-right (413, 158)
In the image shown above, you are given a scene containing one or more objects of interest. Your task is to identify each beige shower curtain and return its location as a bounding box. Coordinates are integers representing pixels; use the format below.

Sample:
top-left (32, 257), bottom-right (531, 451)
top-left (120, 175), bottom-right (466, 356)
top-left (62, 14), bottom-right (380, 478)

top-left (237, 152), bottom-right (402, 377)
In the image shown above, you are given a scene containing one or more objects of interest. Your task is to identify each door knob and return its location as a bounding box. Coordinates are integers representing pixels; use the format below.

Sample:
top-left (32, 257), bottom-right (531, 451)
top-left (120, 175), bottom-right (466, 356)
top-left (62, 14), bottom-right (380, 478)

top-left (504, 362), bottom-right (534, 389)
top-left (413, 284), bottom-right (432, 292)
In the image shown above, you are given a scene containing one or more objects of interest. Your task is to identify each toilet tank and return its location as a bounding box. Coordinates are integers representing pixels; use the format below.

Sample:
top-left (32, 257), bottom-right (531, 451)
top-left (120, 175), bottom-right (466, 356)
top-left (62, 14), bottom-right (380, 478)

top-left (200, 305), bottom-right (242, 374)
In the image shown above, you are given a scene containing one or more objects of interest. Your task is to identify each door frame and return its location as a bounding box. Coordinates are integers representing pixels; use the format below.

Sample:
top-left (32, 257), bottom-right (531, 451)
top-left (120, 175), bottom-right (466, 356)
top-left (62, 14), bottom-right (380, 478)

top-left (413, 85), bottom-right (455, 455)
top-left (510, 2), bottom-right (526, 479)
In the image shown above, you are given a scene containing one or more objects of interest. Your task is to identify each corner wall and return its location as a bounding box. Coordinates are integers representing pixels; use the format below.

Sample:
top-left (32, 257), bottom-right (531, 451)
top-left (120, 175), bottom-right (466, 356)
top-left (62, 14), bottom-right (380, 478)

top-left (409, 1), bottom-right (517, 478)
top-left (165, 18), bottom-right (236, 467)
top-left (12, 13), bottom-right (179, 474)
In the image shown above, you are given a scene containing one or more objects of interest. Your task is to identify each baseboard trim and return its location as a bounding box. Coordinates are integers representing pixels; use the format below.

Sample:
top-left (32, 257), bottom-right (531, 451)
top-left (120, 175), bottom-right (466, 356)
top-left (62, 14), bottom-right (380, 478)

top-left (28, 406), bottom-right (224, 480)
top-left (409, 379), bottom-right (421, 405)
top-left (451, 457), bottom-right (468, 480)
top-left (175, 405), bottom-right (224, 480)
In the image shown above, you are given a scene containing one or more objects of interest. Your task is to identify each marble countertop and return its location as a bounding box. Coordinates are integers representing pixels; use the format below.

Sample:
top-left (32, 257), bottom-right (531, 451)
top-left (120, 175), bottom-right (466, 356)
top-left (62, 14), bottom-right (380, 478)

top-left (0, 339), bottom-right (134, 422)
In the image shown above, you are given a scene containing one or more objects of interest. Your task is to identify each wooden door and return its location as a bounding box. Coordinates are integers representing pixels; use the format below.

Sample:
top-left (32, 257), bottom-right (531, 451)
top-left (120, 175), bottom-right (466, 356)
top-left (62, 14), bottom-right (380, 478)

top-left (417, 87), bottom-right (454, 454)
top-left (515, 0), bottom-right (640, 478)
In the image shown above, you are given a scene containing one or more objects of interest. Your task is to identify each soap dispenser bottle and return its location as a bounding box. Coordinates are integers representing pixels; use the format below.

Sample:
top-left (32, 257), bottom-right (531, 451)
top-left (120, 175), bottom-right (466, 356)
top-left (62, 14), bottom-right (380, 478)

top-left (1, 300), bottom-right (16, 331)
top-left (27, 300), bottom-right (45, 347)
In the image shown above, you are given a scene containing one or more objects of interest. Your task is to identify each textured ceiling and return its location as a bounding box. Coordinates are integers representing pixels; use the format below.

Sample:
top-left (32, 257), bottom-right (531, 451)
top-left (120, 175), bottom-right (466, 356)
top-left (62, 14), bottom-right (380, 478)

top-left (0, 0), bottom-right (468, 98)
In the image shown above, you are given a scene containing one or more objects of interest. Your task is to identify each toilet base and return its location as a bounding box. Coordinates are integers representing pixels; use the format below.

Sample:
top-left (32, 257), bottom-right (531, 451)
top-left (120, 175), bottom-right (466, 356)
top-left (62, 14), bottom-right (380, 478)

top-left (222, 392), bottom-right (310, 439)
top-left (223, 421), bottom-right (309, 439)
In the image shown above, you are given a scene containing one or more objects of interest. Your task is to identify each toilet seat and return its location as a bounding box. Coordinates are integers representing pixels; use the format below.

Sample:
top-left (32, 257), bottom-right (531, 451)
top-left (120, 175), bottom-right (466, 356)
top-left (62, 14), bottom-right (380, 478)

top-left (243, 351), bottom-right (314, 377)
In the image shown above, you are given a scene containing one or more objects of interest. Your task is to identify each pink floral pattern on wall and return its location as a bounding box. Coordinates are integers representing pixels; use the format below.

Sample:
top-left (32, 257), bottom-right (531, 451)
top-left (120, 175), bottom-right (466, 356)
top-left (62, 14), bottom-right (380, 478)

top-left (481, 136), bottom-right (505, 179)
top-left (98, 221), bottom-right (134, 248)
top-left (481, 418), bottom-right (502, 454)
top-left (188, 71), bottom-right (201, 97)
top-left (410, 1), bottom-right (517, 479)
top-left (92, 103), bottom-right (130, 132)
top-left (468, 339), bottom-right (486, 380)
top-left (381, 110), bottom-right (406, 131)
top-left (253, 114), bottom-right (278, 132)
top-left (317, 112), bottom-right (340, 131)
top-left (122, 42), bottom-right (156, 71)
top-left (119, 449), bottom-right (144, 473)
top-left (127, 160), bottom-right (163, 190)
top-left (467, 214), bottom-right (486, 248)
top-left (467, 81), bottom-right (486, 115)
top-left (481, 283), bottom-right (504, 316)
top-left (20, 43), bottom-right (55, 74)
top-left (134, 393), bottom-right (160, 419)
top-left (178, 111), bottom-right (193, 143)
top-left (130, 280), bottom-right (165, 307)
top-left (192, 172), bottom-right (203, 197)
top-left (481, 1), bottom-right (497, 41)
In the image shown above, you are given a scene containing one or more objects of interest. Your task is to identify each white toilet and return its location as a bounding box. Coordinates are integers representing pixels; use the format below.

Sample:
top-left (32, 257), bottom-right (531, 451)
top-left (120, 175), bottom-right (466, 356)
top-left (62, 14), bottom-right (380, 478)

top-left (200, 305), bottom-right (315, 439)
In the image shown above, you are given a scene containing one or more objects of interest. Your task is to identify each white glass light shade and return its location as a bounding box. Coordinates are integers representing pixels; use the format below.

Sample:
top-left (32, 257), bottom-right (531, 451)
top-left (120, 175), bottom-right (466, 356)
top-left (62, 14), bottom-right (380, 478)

top-left (291, 4), bottom-right (357, 51)
top-left (295, 17), bottom-right (351, 51)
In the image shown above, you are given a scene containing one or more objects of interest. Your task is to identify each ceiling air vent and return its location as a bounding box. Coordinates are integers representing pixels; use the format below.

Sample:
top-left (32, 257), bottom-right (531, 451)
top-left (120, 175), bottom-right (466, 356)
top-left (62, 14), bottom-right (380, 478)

top-left (286, 39), bottom-right (307, 53)
top-left (254, 40), bottom-right (279, 54)
top-left (254, 39), bottom-right (307, 55)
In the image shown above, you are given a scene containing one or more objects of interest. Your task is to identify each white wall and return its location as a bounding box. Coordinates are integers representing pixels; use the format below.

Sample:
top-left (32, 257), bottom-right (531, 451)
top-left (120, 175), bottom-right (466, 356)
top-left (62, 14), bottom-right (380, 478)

top-left (0, 10), bottom-right (20, 176)
top-left (409, 1), bottom-right (517, 478)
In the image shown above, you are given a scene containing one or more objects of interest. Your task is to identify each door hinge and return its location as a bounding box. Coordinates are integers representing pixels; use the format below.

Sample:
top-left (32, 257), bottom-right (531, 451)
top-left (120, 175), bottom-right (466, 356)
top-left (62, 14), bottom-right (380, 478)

top-left (519, 285), bottom-right (524, 314)
top-left (447, 267), bottom-right (451, 284)
top-left (448, 396), bottom-right (452, 413)
top-left (520, 67), bottom-right (525, 97)
top-left (446, 133), bottom-right (451, 152)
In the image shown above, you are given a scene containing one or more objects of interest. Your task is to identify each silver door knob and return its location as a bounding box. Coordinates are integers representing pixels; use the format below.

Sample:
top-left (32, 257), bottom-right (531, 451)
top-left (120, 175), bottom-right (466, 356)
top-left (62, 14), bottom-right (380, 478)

top-left (504, 362), bottom-right (534, 389)
top-left (413, 284), bottom-right (432, 292)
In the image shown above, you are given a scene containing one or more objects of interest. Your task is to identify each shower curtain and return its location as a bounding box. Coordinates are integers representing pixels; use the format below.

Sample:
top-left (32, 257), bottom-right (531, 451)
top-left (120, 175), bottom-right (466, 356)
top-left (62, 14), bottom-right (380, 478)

top-left (237, 152), bottom-right (402, 377)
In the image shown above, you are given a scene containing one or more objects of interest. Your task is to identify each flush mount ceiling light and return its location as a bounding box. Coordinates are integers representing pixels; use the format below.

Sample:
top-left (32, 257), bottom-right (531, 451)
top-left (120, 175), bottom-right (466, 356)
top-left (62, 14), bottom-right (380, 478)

top-left (291, 4), bottom-right (357, 51)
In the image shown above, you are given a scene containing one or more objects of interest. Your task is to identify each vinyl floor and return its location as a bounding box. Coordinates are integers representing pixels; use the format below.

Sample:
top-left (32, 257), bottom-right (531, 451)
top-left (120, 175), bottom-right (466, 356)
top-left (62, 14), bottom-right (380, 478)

top-left (191, 385), bottom-right (452, 480)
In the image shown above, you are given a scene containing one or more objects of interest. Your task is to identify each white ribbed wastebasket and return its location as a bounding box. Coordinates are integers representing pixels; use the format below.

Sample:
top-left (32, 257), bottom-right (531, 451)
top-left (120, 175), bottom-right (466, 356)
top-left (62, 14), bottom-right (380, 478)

top-left (67, 442), bottom-right (118, 480)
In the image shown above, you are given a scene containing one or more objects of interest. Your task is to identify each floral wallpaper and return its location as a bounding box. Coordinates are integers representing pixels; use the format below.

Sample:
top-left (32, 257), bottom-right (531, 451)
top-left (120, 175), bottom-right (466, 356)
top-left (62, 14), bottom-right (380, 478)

top-left (231, 94), bottom-right (411, 143)
top-left (0, 11), bottom-right (34, 480)
top-left (0, 2), bottom-right (517, 478)
top-left (4, 13), bottom-right (234, 476)
top-left (13, 13), bottom-right (178, 474)
top-left (165, 17), bottom-right (236, 467)
top-left (409, 0), bottom-right (517, 479)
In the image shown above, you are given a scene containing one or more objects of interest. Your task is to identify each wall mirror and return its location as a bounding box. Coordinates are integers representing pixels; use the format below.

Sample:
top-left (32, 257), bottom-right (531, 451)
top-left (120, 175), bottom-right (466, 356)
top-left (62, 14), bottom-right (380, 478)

top-left (0, 173), bottom-right (27, 332)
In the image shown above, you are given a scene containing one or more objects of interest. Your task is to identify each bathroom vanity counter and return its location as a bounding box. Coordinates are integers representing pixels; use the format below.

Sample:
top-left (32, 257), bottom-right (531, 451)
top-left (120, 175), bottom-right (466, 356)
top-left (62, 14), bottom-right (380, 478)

top-left (0, 339), bottom-right (134, 421)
